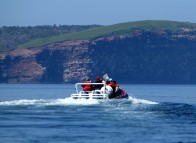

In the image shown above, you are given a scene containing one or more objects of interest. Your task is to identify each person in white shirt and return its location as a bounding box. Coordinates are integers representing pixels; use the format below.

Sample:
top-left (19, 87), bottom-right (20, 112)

top-left (101, 81), bottom-right (113, 97)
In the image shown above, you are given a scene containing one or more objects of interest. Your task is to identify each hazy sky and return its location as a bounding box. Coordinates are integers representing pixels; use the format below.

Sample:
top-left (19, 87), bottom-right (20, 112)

top-left (0, 0), bottom-right (196, 26)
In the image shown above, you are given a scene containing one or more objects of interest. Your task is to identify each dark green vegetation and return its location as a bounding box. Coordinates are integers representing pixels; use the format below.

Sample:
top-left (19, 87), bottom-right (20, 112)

top-left (0, 25), bottom-right (100, 51)
top-left (18, 20), bottom-right (196, 48)
top-left (1, 20), bottom-right (196, 50)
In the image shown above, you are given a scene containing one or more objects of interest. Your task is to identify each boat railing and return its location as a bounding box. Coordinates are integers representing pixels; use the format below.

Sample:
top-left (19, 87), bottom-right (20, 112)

top-left (74, 83), bottom-right (106, 94)
top-left (71, 83), bottom-right (108, 99)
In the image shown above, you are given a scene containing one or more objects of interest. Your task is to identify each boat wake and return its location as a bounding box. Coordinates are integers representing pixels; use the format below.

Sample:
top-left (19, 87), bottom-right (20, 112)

top-left (128, 96), bottom-right (158, 105)
top-left (0, 96), bottom-right (158, 107)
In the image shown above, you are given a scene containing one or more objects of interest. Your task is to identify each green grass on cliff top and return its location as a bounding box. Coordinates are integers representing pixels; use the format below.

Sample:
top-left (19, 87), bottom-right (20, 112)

top-left (18, 20), bottom-right (196, 48)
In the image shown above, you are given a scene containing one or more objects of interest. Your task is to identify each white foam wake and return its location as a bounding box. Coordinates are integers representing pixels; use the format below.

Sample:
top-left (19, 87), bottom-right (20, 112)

top-left (0, 96), bottom-right (158, 106)
top-left (128, 96), bottom-right (159, 105)
top-left (45, 97), bottom-right (100, 106)
top-left (0, 99), bottom-right (46, 106)
top-left (0, 97), bottom-right (100, 106)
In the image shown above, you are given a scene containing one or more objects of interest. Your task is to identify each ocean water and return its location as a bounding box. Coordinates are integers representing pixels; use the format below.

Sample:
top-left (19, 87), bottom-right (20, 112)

top-left (0, 84), bottom-right (196, 143)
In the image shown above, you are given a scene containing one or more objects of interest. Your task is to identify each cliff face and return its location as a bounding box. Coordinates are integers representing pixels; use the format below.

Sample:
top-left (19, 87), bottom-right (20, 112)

top-left (0, 40), bottom-right (91, 83)
top-left (89, 30), bottom-right (196, 83)
top-left (1, 29), bottom-right (196, 84)
top-left (0, 49), bottom-right (45, 83)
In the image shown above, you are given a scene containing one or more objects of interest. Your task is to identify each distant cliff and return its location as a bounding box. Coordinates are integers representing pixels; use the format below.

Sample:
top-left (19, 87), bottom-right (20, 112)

top-left (1, 21), bottom-right (196, 84)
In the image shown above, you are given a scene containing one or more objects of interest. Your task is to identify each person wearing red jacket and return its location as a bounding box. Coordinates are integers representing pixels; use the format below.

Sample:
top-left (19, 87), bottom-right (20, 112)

top-left (108, 80), bottom-right (119, 98)
top-left (109, 81), bottom-right (118, 91)
top-left (81, 79), bottom-right (93, 91)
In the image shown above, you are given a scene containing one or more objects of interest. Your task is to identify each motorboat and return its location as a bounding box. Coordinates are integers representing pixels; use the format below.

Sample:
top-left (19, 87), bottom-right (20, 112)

top-left (71, 83), bottom-right (128, 99)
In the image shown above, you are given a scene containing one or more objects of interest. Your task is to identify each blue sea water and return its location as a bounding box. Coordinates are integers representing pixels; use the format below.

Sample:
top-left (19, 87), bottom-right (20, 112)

top-left (0, 84), bottom-right (196, 143)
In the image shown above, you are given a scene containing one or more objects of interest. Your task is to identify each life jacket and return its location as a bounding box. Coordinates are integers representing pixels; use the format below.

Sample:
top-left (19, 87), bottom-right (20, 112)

top-left (109, 81), bottom-right (118, 92)
top-left (81, 81), bottom-right (93, 91)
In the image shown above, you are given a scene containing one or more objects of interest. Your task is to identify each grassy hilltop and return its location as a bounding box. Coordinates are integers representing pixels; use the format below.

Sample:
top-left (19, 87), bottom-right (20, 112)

top-left (17, 20), bottom-right (196, 48)
top-left (0, 25), bottom-right (100, 52)
top-left (1, 20), bottom-right (196, 51)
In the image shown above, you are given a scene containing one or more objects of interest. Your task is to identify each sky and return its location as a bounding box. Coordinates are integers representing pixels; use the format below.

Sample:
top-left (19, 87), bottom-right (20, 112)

top-left (0, 0), bottom-right (196, 26)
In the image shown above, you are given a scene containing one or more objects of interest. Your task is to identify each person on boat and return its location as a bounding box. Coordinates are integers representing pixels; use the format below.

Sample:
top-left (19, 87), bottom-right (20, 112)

top-left (107, 80), bottom-right (128, 99)
top-left (81, 79), bottom-right (93, 92)
top-left (108, 80), bottom-right (119, 98)
top-left (93, 76), bottom-right (103, 90)
top-left (109, 80), bottom-right (118, 91)
top-left (101, 81), bottom-right (113, 97)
